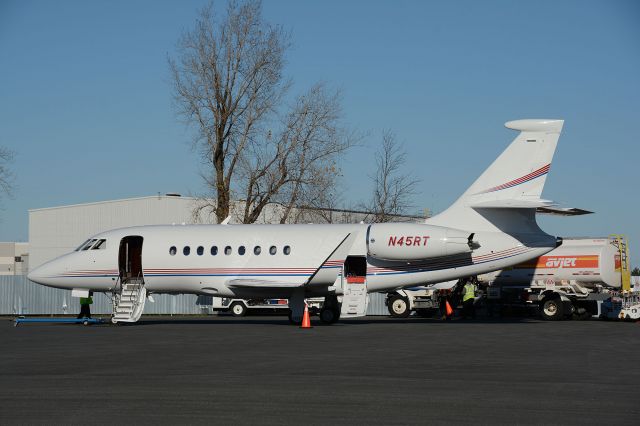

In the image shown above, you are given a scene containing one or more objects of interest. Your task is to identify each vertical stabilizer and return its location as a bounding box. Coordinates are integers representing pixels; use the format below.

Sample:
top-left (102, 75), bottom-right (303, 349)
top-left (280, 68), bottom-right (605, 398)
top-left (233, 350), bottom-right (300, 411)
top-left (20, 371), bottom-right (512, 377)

top-left (428, 119), bottom-right (564, 233)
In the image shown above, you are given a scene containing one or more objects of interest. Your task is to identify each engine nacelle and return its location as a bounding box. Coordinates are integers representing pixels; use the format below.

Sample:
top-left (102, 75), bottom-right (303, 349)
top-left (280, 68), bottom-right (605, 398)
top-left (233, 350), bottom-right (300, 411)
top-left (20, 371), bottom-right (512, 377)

top-left (367, 223), bottom-right (474, 261)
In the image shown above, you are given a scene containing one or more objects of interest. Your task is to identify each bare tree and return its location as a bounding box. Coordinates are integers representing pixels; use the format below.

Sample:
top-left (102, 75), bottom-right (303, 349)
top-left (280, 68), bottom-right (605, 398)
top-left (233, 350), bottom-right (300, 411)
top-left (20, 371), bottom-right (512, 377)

top-left (365, 130), bottom-right (420, 222)
top-left (0, 147), bottom-right (14, 205)
top-left (170, 1), bottom-right (353, 223)
top-left (238, 83), bottom-right (354, 224)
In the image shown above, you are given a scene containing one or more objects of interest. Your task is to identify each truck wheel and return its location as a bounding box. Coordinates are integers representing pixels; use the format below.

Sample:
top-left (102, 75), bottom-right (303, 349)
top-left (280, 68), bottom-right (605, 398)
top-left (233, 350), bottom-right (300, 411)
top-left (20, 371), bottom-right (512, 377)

top-left (564, 302), bottom-right (575, 319)
top-left (230, 302), bottom-right (247, 317)
top-left (388, 295), bottom-right (410, 318)
top-left (540, 297), bottom-right (564, 321)
top-left (319, 307), bottom-right (340, 324)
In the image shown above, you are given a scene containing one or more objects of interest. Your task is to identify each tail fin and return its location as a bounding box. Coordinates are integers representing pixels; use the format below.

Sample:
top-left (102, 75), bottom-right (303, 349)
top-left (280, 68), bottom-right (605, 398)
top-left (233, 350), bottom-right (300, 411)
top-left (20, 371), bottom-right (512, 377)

top-left (428, 119), bottom-right (564, 233)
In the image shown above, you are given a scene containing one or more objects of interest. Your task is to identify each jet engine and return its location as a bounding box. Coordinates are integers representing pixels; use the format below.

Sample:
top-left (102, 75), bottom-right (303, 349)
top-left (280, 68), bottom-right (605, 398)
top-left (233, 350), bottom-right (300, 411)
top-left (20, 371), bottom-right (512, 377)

top-left (367, 223), bottom-right (476, 261)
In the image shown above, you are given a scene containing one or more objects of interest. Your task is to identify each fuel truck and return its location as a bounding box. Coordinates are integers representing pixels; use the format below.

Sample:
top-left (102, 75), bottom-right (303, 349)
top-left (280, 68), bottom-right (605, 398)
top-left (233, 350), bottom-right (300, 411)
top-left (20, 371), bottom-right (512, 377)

top-left (386, 235), bottom-right (632, 320)
top-left (477, 235), bottom-right (631, 320)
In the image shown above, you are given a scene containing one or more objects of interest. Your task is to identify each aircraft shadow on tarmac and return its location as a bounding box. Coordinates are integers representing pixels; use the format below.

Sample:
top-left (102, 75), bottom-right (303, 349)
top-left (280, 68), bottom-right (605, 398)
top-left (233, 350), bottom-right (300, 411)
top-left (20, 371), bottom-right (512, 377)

top-left (126, 316), bottom-right (547, 326)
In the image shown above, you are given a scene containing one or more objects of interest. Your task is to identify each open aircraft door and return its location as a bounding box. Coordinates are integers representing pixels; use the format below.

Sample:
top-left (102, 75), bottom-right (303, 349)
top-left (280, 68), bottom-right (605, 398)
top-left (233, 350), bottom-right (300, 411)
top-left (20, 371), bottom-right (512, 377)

top-left (340, 256), bottom-right (369, 317)
top-left (118, 236), bottom-right (144, 282)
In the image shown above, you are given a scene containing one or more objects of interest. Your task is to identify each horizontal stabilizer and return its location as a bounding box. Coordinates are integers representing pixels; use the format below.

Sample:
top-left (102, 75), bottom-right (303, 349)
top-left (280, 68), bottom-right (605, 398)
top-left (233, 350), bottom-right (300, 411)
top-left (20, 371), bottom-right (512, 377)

top-left (470, 199), bottom-right (555, 209)
top-left (470, 199), bottom-right (593, 216)
top-left (226, 279), bottom-right (302, 288)
top-left (536, 206), bottom-right (593, 216)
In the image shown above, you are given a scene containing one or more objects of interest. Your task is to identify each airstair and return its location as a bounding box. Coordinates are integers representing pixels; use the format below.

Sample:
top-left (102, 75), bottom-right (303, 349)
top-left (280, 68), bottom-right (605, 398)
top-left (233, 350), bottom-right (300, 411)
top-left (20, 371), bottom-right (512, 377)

top-left (111, 277), bottom-right (146, 323)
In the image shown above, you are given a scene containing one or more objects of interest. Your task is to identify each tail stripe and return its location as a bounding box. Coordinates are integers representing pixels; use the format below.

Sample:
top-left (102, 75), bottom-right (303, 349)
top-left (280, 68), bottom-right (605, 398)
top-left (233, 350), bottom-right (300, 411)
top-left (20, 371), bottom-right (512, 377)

top-left (477, 163), bottom-right (550, 194)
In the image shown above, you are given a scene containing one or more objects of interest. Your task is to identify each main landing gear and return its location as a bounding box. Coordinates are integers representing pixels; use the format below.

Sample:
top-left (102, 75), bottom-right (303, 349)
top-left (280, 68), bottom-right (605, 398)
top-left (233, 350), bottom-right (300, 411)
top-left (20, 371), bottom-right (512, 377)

top-left (287, 294), bottom-right (341, 325)
top-left (319, 295), bottom-right (341, 325)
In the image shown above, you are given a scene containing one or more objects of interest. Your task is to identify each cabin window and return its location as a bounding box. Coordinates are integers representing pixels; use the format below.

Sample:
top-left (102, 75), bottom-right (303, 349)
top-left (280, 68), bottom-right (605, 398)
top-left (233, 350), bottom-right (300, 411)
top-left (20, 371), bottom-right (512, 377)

top-left (254, 246), bottom-right (261, 255)
top-left (183, 246), bottom-right (191, 256)
top-left (225, 246), bottom-right (232, 255)
top-left (238, 246), bottom-right (246, 255)
top-left (92, 239), bottom-right (107, 250)
top-left (169, 246), bottom-right (177, 256)
top-left (197, 246), bottom-right (204, 256)
top-left (269, 245), bottom-right (277, 255)
top-left (211, 246), bottom-right (218, 255)
top-left (283, 245), bottom-right (291, 255)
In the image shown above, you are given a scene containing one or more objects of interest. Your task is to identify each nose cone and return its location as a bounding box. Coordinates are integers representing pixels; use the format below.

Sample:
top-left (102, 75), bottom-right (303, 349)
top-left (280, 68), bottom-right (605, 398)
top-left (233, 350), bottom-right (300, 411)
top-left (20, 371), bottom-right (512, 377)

top-left (27, 257), bottom-right (68, 288)
top-left (27, 263), bottom-right (52, 285)
top-left (27, 268), bottom-right (39, 283)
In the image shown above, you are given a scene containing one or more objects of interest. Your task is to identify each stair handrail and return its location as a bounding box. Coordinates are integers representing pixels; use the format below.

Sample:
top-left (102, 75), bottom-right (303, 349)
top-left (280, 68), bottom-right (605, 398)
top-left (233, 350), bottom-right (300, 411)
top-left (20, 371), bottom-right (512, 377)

top-left (129, 272), bottom-right (145, 318)
top-left (108, 276), bottom-right (122, 317)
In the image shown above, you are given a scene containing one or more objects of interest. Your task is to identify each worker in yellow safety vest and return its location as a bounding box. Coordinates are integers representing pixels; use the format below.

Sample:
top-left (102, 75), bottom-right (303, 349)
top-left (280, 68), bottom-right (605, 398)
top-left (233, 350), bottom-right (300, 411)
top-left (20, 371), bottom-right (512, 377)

top-left (461, 278), bottom-right (477, 319)
top-left (77, 292), bottom-right (93, 319)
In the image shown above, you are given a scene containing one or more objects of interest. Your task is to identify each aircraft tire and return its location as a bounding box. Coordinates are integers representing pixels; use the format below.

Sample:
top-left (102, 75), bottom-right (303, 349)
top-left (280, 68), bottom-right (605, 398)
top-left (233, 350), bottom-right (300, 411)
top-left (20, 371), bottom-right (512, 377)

top-left (230, 302), bottom-right (247, 317)
top-left (319, 307), bottom-right (340, 324)
top-left (388, 295), bottom-right (411, 318)
top-left (540, 296), bottom-right (564, 321)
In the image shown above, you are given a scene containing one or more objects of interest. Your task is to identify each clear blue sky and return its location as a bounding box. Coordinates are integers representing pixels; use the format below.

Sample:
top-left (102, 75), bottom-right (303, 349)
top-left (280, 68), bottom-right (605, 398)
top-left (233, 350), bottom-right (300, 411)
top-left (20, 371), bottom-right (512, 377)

top-left (0, 0), bottom-right (638, 264)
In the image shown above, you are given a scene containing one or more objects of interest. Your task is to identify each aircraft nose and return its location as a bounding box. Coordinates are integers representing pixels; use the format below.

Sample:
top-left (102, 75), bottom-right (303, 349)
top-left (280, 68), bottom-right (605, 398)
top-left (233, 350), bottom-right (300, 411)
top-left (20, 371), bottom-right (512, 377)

top-left (27, 258), bottom-right (65, 286)
top-left (27, 265), bottom-right (47, 285)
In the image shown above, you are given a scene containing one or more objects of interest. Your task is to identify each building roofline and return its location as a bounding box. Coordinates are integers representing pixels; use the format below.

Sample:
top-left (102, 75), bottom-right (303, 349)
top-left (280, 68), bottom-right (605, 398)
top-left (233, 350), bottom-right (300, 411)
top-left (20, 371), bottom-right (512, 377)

top-left (28, 195), bottom-right (426, 220)
top-left (28, 195), bottom-right (196, 212)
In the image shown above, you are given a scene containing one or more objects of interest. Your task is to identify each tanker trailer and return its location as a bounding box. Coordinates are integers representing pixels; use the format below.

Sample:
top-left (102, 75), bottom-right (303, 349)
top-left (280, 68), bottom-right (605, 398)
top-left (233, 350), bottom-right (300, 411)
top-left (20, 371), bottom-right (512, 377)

top-left (477, 236), bottom-right (630, 320)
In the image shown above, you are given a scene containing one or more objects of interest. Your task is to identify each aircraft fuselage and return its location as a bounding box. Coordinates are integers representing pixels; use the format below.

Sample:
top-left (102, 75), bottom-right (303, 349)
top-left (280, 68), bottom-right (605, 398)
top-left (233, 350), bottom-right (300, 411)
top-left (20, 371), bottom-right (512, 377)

top-left (29, 222), bottom-right (556, 299)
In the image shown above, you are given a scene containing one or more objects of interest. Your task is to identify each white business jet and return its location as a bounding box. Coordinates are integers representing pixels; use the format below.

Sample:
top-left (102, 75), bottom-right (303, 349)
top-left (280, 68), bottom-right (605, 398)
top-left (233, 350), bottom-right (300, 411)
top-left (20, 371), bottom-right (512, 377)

top-left (29, 119), bottom-right (568, 324)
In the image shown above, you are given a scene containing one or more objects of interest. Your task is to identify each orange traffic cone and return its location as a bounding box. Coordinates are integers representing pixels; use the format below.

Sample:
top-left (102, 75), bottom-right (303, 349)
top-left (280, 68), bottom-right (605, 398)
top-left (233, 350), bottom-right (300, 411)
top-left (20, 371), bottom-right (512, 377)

top-left (300, 304), bottom-right (312, 329)
top-left (445, 300), bottom-right (454, 317)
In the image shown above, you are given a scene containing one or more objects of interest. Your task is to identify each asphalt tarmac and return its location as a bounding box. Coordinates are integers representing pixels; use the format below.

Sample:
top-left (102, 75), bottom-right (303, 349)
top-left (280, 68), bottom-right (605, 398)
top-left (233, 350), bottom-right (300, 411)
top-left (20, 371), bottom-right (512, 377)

top-left (1, 315), bottom-right (639, 425)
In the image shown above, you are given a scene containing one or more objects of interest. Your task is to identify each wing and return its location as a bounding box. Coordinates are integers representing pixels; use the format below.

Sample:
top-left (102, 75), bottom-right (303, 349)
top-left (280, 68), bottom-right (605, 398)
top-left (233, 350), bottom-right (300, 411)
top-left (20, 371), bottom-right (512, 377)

top-left (306, 232), bottom-right (357, 287)
top-left (223, 231), bottom-right (358, 290)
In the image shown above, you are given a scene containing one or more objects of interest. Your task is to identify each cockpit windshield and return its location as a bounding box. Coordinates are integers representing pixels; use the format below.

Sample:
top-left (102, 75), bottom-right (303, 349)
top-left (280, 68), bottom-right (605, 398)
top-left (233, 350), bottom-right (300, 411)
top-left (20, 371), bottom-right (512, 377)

top-left (81, 239), bottom-right (97, 251)
top-left (74, 238), bottom-right (107, 251)
top-left (91, 239), bottom-right (107, 250)
top-left (75, 239), bottom-right (92, 251)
